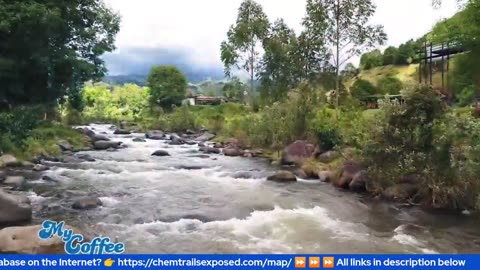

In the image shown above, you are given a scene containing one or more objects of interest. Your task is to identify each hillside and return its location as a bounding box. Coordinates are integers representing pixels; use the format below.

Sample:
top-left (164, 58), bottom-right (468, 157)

top-left (348, 63), bottom-right (456, 93)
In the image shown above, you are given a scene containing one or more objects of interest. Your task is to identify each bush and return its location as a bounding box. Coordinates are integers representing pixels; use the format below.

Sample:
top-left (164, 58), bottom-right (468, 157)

top-left (167, 105), bottom-right (197, 132)
top-left (377, 75), bottom-right (403, 95)
top-left (350, 79), bottom-right (378, 99)
top-left (363, 84), bottom-right (480, 209)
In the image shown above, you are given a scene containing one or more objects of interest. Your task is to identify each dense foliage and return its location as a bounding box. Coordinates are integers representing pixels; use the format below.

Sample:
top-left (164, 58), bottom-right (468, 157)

top-left (0, 0), bottom-right (120, 111)
top-left (147, 66), bottom-right (188, 110)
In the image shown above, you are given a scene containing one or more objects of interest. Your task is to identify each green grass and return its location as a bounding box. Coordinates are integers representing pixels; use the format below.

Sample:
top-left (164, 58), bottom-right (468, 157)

top-left (1, 124), bottom-right (90, 161)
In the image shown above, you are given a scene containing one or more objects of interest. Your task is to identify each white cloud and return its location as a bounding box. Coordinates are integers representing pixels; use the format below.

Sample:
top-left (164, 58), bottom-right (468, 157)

top-left (104, 0), bottom-right (458, 71)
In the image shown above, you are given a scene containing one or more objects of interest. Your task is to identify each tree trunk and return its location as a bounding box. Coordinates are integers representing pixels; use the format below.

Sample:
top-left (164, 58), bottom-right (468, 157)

top-left (250, 42), bottom-right (255, 106)
top-left (335, 0), bottom-right (341, 119)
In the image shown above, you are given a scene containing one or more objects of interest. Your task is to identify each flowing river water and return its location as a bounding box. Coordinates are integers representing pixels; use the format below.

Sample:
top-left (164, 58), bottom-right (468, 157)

top-left (25, 124), bottom-right (480, 254)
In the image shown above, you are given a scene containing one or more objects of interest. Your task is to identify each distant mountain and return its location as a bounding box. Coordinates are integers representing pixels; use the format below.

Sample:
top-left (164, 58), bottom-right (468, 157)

top-left (104, 70), bottom-right (225, 86)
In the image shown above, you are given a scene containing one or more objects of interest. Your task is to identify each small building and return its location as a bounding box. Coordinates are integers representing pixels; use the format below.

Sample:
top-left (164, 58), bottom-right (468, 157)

top-left (182, 95), bottom-right (224, 106)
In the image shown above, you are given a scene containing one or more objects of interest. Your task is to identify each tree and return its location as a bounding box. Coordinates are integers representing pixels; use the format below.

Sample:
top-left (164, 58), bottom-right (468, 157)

top-left (260, 19), bottom-right (298, 102)
top-left (350, 79), bottom-right (378, 99)
top-left (360, 49), bottom-right (383, 70)
top-left (0, 0), bottom-right (120, 110)
top-left (383, 46), bottom-right (398, 65)
top-left (303, 0), bottom-right (387, 111)
top-left (377, 75), bottom-right (403, 94)
top-left (341, 63), bottom-right (359, 78)
top-left (146, 66), bottom-right (188, 110)
top-left (397, 40), bottom-right (418, 65)
top-left (220, 0), bottom-right (270, 102)
top-left (223, 77), bottom-right (247, 101)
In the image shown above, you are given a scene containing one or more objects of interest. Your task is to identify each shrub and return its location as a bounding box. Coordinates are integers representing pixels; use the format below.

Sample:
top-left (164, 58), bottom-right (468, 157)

top-left (363, 84), bottom-right (480, 209)
top-left (350, 79), bottom-right (378, 100)
top-left (377, 75), bottom-right (403, 95)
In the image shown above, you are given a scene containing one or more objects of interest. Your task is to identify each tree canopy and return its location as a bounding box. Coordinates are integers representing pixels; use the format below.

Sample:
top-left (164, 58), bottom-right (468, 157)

top-left (147, 66), bottom-right (188, 110)
top-left (0, 0), bottom-right (120, 110)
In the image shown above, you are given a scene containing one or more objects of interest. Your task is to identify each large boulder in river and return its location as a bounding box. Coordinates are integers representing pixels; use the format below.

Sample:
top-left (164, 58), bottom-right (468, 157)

top-left (91, 134), bottom-right (110, 142)
top-left (113, 129), bottom-right (131, 135)
top-left (151, 150), bottom-right (170, 157)
top-left (80, 127), bottom-right (95, 138)
top-left (72, 196), bottom-right (102, 210)
top-left (349, 170), bottom-right (368, 192)
top-left (0, 224), bottom-right (90, 254)
top-left (267, 171), bottom-right (297, 182)
top-left (223, 148), bottom-right (243, 157)
top-left (317, 150), bottom-right (340, 163)
top-left (0, 190), bottom-right (32, 225)
top-left (145, 131), bottom-right (164, 140)
top-left (133, 137), bottom-right (146, 142)
top-left (333, 161), bottom-right (364, 189)
top-left (93, 140), bottom-right (121, 150)
top-left (57, 140), bottom-right (73, 152)
top-left (4, 176), bottom-right (26, 190)
top-left (0, 171), bottom-right (5, 182)
top-left (199, 147), bottom-right (221, 154)
top-left (169, 137), bottom-right (186, 145)
top-left (281, 140), bottom-right (315, 165)
top-left (0, 154), bottom-right (20, 168)
top-left (195, 132), bottom-right (216, 142)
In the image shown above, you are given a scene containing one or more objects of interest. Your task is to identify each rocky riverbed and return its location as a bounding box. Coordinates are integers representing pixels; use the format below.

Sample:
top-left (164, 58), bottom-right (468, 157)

top-left (0, 124), bottom-right (480, 254)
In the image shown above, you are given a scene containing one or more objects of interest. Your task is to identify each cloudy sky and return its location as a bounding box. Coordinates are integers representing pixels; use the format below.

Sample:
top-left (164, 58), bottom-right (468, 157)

top-left (103, 0), bottom-right (458, 76)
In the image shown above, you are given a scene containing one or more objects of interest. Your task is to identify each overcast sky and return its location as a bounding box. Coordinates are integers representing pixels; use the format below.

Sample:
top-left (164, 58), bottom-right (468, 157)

top-left (103, 0), bottom-right (458, 76)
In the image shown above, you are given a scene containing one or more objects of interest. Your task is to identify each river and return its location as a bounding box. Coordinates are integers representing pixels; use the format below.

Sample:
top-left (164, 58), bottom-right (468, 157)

top-left (25, 124), bottom-right (480, 254)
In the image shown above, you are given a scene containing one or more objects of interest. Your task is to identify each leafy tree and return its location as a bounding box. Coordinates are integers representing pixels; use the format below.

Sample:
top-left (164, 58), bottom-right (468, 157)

top-left (146, 66), bottom-right (188, 110)
top-left (260, 19), bottom-right (297, 102)
top-left (360, 49), bottom-right (383, 70)
top-left (341, 63), bottom-right (359, 78)
top-left (303, 0), bottom-right (387, 111)
top-left (350, 79), bottom-right (378, 99)
top-left (377, 75), bottom-right (403, 94)
top-left (220, 0), bottom-right (270, 101)
top-left (0, 0), bottom-right (120, 110)
top-left (397, 40), bottom-right (420, 65)
top-left (383, 46), bottom-right (398, 65)
top-left (223, 77), bottom-right (247, 101)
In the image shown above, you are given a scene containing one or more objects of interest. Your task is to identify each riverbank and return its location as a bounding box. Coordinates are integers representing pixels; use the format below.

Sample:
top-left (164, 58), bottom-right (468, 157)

top-left (1, 124), bottom-right (479, 254)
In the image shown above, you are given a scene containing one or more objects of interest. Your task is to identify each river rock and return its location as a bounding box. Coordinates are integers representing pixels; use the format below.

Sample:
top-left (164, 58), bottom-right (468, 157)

top-left (133, 137), bottom-right (146, 142)
top-left (169, 137), bottom-right (186, 145)
top-left (75, 154), bottom-right (96, 162)
top-left (185, 141), bottom-right (197, 145)
top-left (195, 132), bottom-right (216, 142)
top-left (57, 140), bottom-right (73, 152)
top-left (113, 129), bottom-right (131, 135)
top-left (80, 127), bottom-right (95, 138)
top-left (145, 131), bottom-right (164, 140)
top-left (152, 150), bottom-right (170, 157)
top-left (294, 169), bottom-right (308, 179)
top-left (267, 171), bottom-right (297, 182)
top-left (223, 148), bottom-right (243, 157)
top-left (4, 176), bottom-right (26, 190)
top-left (33, 164), bottom-right (49, 172)
top-left (91, 134), bottom-right (110, 142)
top-left (0, 224), bottom-right (90, 254)
top-left (199, 147), bottom-right (221, 154)
top-left (281, 141), bottom-right (315, 165)
top-left (382, 184), bottom-right (419, 201)
top-left (94, 140), bottom-right (121, 150)
top-left (334, 161), bottom-right (363, 189)
top-left (176, 165), bottom-right (208, 170)
top-left (317, 151), bottom-right (340, 163)
top-left (349, 170), bottom-right (368, 192)
top-left (72, 196), bottom-right (103, 210)
top-left (42, 175), bottom-right (59, 183)
top-left (198, 142), bottom-right (206, 147)
top-left (0, 154), bottom-right (20, 167)
top-left (0, 171), bottom-right (5, 182)
top-left (0, 190), bottom-right (32, 224)
top-left (318, 170), bottom-right (333, 182)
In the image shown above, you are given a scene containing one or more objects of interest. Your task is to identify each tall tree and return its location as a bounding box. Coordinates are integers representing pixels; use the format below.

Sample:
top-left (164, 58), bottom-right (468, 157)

top-left (260, 19), bottom-right (297, 102)
top-left (0, 0), bottom-right (120, 111)
top-left (147, 66), bottom-right (188, 110)
top-left (383, 46), bottom-right (398, 65)
top-left (304, 0), bottom-right (387, 111)
top-left (220, 0), bottom-right (270, 102)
